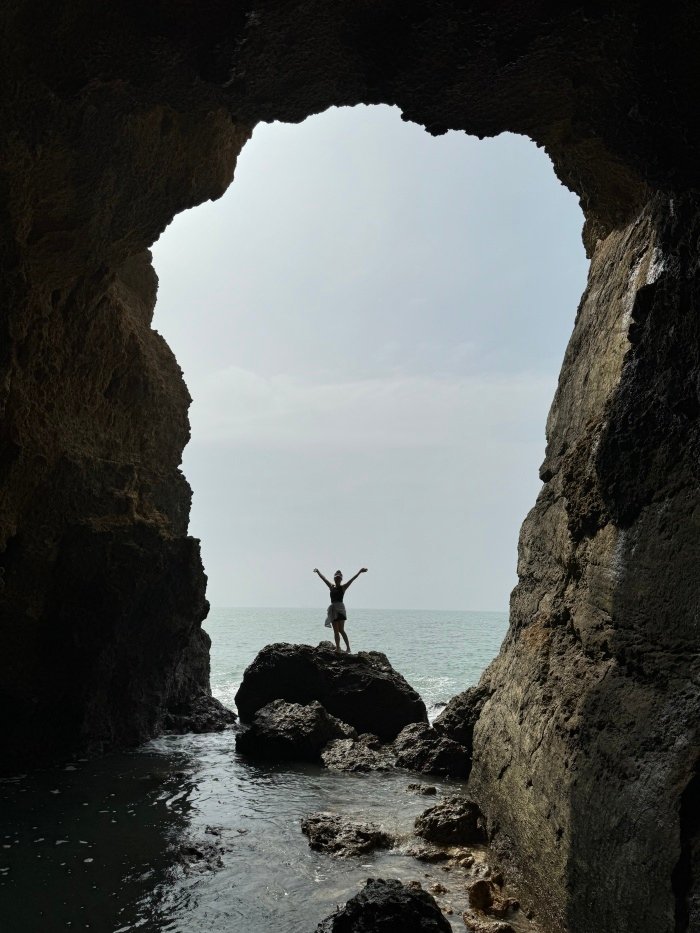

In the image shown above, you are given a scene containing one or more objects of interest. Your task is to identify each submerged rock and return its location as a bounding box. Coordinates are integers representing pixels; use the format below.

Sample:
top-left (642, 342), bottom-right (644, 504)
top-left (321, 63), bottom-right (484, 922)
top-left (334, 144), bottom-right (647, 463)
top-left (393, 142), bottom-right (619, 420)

top-left (321, 733), bottom-right (396, 772)
top-left (235, 699), bottom-right (354, 761)
top-left (415, 796), bottom-right (487, 846)
top-left (235, 643), bottom-right (427, 741)
top-left (315, 877), bottom-right (451, 931)
top-left (301, 812), bottom-right (392, 858)
top-left (393, 722), bottom-right (469, 776)
top-left (407, 783), bottom-right (438, 795)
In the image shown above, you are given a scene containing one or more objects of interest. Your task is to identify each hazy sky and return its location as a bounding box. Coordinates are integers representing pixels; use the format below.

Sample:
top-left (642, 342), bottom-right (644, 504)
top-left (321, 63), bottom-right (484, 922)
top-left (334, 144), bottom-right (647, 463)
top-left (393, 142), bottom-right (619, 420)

top-left (151, 105), bottom-right (587, 611)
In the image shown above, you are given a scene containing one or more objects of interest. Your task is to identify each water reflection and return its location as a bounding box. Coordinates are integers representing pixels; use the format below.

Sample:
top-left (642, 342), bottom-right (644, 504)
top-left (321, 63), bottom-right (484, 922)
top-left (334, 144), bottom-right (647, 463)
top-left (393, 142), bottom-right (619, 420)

top-left (1, 727), bottom-right (478, 932)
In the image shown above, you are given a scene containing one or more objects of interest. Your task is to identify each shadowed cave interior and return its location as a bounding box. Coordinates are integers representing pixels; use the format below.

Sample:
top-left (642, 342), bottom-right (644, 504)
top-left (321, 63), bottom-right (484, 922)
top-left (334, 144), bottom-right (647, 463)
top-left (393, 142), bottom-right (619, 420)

top-left (1, 4), bottom-right (699, 932)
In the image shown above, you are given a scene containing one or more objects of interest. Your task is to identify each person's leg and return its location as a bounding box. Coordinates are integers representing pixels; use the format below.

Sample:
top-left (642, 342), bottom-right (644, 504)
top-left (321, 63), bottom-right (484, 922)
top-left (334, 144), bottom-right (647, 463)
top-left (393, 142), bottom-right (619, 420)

top-left (331, 620), bottom-right (341, 651)
top-left (338, 619), bottom-right (350, 652)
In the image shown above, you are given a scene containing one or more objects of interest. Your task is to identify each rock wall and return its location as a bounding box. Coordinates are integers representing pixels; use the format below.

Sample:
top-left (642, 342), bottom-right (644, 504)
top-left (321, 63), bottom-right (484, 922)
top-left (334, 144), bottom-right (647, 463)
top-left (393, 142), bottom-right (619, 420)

top-left (0, 7), bottom-right (252, 758)
top-left (469, 194), bottom-right (700, 932)
top-left (1, 3), bottom-right (698, 929)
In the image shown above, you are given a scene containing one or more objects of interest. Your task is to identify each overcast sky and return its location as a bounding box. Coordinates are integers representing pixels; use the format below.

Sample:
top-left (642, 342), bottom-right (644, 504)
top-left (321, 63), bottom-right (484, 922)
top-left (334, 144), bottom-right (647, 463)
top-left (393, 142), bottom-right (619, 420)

top-left (151, 104), bottom-right (587, 611)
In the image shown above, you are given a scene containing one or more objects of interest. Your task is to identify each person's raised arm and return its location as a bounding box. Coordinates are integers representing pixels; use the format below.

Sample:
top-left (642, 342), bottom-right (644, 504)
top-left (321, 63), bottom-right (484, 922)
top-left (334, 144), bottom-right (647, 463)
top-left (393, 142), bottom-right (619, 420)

top-left (342, 567), bottom-right (368, 591)
top-left (313, 568), bottom-right (332, 588)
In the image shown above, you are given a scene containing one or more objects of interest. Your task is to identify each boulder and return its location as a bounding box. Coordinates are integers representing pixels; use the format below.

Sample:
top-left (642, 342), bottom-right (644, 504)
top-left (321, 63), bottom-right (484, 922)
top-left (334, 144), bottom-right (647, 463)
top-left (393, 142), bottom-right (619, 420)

top-left (393, 722), bottom-right (470, 776)
top-left (235, 699), bottom-right (354, 761)
top-left (415, 796), bottom-right (487, 846)
top-left (322, 733), bottom-right (396, 772)
top-left (235, 643), bottom-right (427, 741)
top-left (315, 878), bottom-right (452, 932)
top-left (301, 812), bottom-right (392, 858)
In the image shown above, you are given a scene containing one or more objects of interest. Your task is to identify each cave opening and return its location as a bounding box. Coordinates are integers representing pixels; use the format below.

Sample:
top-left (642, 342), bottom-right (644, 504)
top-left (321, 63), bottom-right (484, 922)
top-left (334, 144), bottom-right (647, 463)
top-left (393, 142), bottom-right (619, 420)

top-left (151, 104), bottom-right (586, 638)
top-left (2, 5), bottom-right (699, 931)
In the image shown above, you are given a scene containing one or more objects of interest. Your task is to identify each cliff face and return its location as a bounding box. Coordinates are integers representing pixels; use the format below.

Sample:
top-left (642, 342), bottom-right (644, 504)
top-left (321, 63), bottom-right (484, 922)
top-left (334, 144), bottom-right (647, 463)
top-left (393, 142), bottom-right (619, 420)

top-left (1, 4), bottom-right (699, 930)
top-left (0, 22), bottom-right (251, 754)
top-left (469, 194), bottom-right (700, 932)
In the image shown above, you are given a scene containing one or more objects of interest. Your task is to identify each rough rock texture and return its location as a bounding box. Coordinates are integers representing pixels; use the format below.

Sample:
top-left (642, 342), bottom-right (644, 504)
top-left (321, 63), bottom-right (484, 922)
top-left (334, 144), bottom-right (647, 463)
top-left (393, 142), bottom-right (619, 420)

top-left (300, 812), bottom-right (392, 858)
top-left (467, 878), bottom-right (517, 919)
top-left (315, 878), bottom-right (451, 933)
top-left (433, 684), bottom-right (491, 758)
top-left (321, 733), bottom-right (396, 772)
top-left (162, 693), bottom-right (236, 735)
top-left (463, 920), bottom-right (515, 933)
top-left (2, 6), bottom-right (700, 931)
top-left (393, 722), bottom-right (470, 777)
top-left (415, 797), bottom-right (487, 847)
top-left (468, 193), bottom-right (700, 933)
top-left (235, 699), bottom-right (354, 762)
top-left (235, 643), bottom-right (427, 741)
top-left (407, 784), bottom-right (438, 796)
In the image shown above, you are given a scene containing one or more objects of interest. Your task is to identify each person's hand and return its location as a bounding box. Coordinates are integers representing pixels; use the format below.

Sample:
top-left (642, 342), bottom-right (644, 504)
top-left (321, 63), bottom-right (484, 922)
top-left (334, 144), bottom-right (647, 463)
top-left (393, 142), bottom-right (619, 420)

top-left (360, 567), bottom-right (368, 573)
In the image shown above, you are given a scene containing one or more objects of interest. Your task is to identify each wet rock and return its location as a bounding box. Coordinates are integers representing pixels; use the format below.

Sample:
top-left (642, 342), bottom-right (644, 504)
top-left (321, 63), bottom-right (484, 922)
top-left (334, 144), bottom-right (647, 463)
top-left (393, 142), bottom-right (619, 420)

top-left (415, 796), bottom-right (487, 846)
top-left (235, 699), bottom-right (354, 761)
top-left (173, 838), bottom-right (225, 874)
top-left (162, 693), bottom-right (236, 734)
top-left (429, 882), bottom-right (448, 894)
top-left (315, 877), bottom-right (451, 931)
top-left (301, 812), bottom-right (392, 858)
top-left (393, 722), bottom-right (469, 776)
top-left (463, 919), bottom-right (515, 933)
top-left (405, 844), bottom-right (451, 863)
top-left (407, 783), bottom-right (438, 795)
top-left (321, 733), bottom-right (396, 772)
top-left (235, 643), bottom-right (427, 741)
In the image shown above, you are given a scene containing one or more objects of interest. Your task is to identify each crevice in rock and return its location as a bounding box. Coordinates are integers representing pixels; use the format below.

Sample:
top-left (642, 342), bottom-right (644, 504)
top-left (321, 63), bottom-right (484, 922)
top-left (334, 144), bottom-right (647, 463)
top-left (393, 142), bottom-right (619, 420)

top-left (672, 757), bottom-right (700, 932)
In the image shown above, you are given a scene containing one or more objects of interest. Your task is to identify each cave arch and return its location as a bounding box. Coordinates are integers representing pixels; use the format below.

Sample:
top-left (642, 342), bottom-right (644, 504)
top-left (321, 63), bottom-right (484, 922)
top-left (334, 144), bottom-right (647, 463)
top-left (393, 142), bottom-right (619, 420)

top-left (1, 5), bottom-right (699, 932)
top-left (152, 108), bottom-right (587, 612)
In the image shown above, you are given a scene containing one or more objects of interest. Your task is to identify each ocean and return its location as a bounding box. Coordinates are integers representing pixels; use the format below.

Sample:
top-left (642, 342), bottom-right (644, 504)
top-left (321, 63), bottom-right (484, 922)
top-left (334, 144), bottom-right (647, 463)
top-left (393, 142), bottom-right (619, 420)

top-left (0, 607), bottom-right (508, 933)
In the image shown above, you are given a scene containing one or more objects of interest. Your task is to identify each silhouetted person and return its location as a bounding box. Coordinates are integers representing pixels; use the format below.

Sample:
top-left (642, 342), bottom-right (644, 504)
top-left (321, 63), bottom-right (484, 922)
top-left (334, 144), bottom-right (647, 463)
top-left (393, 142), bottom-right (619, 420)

top-left (313, 567), bottom-right (367, 652)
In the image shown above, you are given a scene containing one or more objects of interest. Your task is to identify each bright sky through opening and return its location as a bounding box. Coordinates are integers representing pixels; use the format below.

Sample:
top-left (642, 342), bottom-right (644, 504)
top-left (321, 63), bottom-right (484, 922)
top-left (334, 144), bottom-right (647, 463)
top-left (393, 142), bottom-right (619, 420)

top-left (152, 105), bottom-right (587, 611)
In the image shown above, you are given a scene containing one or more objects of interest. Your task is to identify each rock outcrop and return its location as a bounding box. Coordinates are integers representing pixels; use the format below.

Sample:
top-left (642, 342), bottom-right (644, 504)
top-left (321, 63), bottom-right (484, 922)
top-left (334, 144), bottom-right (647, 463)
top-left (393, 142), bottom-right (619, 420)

top-left (393, 722), bottom-right (470, 777)
top-left (433, 685), bottom-right (491, 755)
top-left (235, 699), bottom-right (354, 762)
top-left (235, 643), bottom-right (427, 741)
top-left (301, 812), bottom-right (392, 858)
top-left (162, 694), bottom-right (236, 735)
top-left (415, 797), bottom-right (487, 847)
top-left (315, 878), bottom-right (451, 932)
top-left (321, 733), bottom-right (396, 772)
top-left (2, 6), bottom-right (699, 931)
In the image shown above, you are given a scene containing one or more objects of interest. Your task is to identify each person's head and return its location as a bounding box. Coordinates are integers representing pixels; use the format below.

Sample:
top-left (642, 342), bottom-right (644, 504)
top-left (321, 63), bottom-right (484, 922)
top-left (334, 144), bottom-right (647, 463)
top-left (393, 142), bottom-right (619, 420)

top-left (334, 570), bottom-right (343, 585)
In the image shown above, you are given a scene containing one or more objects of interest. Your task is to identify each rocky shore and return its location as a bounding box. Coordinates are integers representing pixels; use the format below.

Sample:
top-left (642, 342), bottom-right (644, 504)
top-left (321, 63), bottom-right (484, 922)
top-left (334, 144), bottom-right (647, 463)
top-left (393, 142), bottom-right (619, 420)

top-left (234, 642), bottom-right (538, 932)
top-left (234, 643), bottom-right (473, 778)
